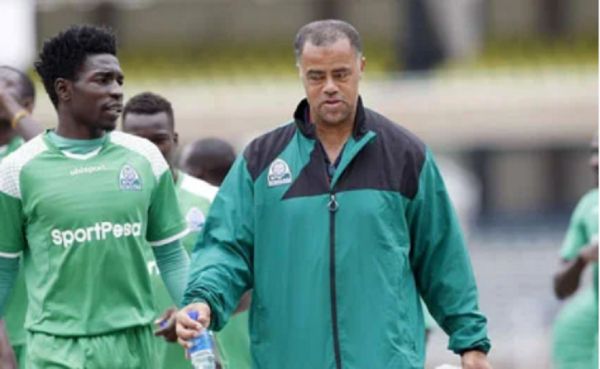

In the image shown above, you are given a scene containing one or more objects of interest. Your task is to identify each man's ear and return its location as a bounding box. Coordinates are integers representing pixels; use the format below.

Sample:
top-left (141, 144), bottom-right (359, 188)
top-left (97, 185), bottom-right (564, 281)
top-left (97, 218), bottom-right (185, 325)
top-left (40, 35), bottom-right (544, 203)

top-left (173, 131), bottom-right (179, 145)
top-left (55, 78), bottom-right (71, 104)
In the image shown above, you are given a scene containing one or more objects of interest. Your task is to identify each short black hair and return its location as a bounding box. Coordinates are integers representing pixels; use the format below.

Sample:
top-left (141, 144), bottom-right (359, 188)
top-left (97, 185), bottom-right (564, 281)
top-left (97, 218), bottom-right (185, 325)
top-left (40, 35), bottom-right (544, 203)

top-left (293, 19), bottom-right (362, 61)
top-left (123, 92), bottom-right (174, 129)
top-left (181, 138), bottom-right (236, 185)
top-left (0, 66), bottom-right (35, 102)
top-left (35, 24), bottom-right (117, 107)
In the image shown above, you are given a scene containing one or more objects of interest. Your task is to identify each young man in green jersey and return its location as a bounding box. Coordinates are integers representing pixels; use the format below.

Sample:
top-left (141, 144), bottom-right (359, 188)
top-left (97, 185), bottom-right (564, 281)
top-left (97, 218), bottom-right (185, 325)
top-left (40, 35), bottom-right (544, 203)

top-left (552, 136), bottom-right (598, 369)
top-left (122, 92), bottom-right (251, 369)
top-left (0, 25), bottom-right (190, 369)
top-left (175, 19), bottom-right (492, 369)
top-left (0, 65), bottom-right (43, 369)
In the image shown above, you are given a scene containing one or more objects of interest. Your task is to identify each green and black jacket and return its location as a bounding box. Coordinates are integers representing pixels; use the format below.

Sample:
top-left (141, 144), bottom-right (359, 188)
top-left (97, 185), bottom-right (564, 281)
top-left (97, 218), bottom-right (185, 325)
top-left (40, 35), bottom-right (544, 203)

top-left (184, 98), bottom-right (491, 369)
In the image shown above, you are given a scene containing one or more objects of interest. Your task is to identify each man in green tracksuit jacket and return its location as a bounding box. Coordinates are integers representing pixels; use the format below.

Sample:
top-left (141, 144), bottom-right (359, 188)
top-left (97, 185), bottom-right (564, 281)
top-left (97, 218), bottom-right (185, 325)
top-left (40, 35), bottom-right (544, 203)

top-left (176, 19), bottom-right (492, 369)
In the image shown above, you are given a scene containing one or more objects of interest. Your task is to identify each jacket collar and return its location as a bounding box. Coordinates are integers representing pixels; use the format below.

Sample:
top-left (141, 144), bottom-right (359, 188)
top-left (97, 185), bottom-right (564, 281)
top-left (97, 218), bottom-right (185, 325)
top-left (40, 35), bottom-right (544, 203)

top-left (293, 96), bottom-right (368, 140)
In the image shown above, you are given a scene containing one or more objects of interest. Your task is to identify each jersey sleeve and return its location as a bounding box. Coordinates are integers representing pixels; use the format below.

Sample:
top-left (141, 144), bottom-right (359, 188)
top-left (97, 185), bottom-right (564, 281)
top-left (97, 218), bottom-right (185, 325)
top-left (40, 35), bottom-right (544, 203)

top-left (146, 169), bottom-right (188, 246)
top-left (0, 161), bottom-right (26, 256)
top-left (405, 148), bottom-right (490, 354)
top-left (183, 155), bottom-right (254, 330)
top-left (560, 195), bottom-right (589, 261)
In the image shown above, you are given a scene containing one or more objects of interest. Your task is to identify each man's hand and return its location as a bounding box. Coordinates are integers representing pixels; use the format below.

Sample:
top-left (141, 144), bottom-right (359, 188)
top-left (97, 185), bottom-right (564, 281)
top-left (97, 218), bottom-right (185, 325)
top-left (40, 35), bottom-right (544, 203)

top-left (461, 350), bottom-right (492, 369)
top-left (175, 302), bottom-right (212, 350)
top-left (579, 241), bottom-right (598, 264)
top-left (153, 307), bottom-right (178, 342)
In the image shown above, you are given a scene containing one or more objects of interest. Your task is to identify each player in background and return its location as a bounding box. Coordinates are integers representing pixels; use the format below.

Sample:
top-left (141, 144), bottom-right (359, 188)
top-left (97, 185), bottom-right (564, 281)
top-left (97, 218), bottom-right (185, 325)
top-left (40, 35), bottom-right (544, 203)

top-left (0, 66), bottom-right (42, 159)
top-left (179, 138), bottom-right (236, 187)
top-left (122, 92), bottom-right (251, 369)
top-left (552, 134), bottom-right (598, 369)
top-left (0, 25), bottom-right (190, 368)
top-left (0, 66), bottom-right (44, 368)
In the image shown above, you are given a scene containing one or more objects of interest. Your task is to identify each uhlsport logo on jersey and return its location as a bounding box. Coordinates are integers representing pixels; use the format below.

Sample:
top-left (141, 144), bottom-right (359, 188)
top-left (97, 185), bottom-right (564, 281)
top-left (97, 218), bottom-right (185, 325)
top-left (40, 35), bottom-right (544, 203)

top-left (119, 164), bottom-right (142, 191)
top-left (267, 158), bottom-right (292, 187)
top-left (186, 207), bottom-right (206, 232)
top-left (51, 222), bottom-right (142, 248)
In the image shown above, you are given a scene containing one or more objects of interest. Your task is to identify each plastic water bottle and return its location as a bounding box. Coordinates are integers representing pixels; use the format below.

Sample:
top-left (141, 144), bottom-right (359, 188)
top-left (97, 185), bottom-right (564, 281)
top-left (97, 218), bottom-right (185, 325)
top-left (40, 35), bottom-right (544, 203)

top-left (187, 311), bottom-right (216, 369)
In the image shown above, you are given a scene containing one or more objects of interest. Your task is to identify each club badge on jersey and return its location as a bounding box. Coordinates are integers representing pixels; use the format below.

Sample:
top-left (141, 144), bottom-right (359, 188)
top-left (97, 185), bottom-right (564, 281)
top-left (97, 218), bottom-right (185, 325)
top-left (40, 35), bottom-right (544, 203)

top-left (119, 164), bottom-right (143, 191)
top-left (186, 207), bottom-right (206, 232)
top-left (267, 158), bottom-right (292, 187)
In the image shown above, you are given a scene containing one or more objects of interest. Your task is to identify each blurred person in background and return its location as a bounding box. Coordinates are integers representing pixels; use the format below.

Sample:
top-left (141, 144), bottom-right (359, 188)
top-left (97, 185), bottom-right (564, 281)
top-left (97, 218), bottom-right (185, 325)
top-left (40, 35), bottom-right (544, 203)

top-left (552, 134), bottom-right (598, 369)
top-left (175, 19), bottom-right (492, 369)
top-left (179, 137), bottom-right (236, 187)
top-left (0, 66), bottom-right (43, 159)
top-left (0, 65), bottom-right (43, 369)
top-left (0, 25), bottom-right (191, 368)
top-left (122, 92), bottom-right (251, 369)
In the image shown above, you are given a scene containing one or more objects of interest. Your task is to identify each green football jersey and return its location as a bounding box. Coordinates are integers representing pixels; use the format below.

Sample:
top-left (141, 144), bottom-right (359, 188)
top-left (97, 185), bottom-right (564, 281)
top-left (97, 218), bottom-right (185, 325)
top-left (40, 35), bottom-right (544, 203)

top-left (176, 171), bottom-right (217, 253)
top-left (0, 136), bottom-right (24, 161)
top-left (553, 189), bottom-right (599, 369)
top-left (560, 189), bottom-right (598, 294)
top-left (0, 136), bottom-right (27, 346)
top-left (0, 131), bottom-right (187, 336)
top-left (150, 172), bottom-right (251, 369)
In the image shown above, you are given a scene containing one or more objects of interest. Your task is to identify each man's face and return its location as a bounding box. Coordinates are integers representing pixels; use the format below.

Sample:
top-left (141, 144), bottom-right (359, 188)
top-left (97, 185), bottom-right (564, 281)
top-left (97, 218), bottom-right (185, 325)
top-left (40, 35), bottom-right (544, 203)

top-left (0, 68), bottom-right (30, 146)
top-left (298, 38), bottom-right (365, 127)
top-left (122, 111), bottom-right (177, 165)
top-left (65, 54), bottom-right (123, 132)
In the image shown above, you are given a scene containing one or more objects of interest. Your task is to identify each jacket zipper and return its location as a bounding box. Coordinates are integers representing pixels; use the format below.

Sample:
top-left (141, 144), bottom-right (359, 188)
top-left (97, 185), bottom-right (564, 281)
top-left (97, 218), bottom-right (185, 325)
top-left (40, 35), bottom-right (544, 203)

top-left (328, 192), bottom-right (342, 369)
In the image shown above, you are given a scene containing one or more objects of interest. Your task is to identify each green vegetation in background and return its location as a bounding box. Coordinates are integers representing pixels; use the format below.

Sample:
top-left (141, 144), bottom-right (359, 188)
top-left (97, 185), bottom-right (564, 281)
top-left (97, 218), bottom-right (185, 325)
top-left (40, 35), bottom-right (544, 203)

top-left (27, 35), bottom-right (598, 83)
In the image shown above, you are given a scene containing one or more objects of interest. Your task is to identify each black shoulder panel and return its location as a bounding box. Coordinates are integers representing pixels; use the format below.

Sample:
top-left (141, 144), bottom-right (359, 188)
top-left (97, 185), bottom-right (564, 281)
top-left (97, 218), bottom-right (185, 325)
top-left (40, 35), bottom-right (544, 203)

top-left (334, 109), bottom-right (427, 199)
top-left (243, 122), bottom-right (297, 181)
top-left (282, 143), bottom-right (330, 199)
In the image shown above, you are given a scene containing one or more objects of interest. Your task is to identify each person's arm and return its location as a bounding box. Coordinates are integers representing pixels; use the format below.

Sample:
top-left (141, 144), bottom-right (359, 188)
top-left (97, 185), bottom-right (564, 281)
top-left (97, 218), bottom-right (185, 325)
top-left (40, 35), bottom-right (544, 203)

top-left (152, 240), bottom-right (190, 307)
top-left (0, 320), bottom-right (17, 369)
top-left (181, 155), bottom-right (254, 332)
top-left (0, 257), bottom-right (19, 318)
top-left (554, 241), bottom-right (598, 299)
top-left (405, 148), bottom-right (491, 362)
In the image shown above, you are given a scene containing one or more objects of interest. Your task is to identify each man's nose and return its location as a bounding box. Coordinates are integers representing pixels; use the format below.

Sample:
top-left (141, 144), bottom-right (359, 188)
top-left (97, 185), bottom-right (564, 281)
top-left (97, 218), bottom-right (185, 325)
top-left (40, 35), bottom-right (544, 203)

top-left (323, 76), bottom-right (339, 95)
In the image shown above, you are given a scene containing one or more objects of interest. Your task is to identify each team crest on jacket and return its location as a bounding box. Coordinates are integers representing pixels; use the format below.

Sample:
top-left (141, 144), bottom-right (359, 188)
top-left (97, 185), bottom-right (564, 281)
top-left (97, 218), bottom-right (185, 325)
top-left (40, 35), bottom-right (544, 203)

top-left (118, 164), bottom-right (142, 191)
top-left (186, 207), bottom-right (206, 231)
top-left (267, 158), bottom-right (292, 187)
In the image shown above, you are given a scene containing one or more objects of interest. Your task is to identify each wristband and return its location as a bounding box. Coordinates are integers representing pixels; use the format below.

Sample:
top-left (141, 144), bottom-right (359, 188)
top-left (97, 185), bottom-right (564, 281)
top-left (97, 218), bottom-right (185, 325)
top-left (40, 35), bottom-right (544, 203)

top-left (10, 110), bottom-right (28, 129)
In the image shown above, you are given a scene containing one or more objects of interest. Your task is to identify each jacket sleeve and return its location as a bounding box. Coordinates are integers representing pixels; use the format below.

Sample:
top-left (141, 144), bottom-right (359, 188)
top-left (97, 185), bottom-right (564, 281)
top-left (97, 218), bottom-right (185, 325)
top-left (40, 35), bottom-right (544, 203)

top-left (405, 148), bottom-right (491, 354)
top-left (182, 156), bottom-right (254, 331)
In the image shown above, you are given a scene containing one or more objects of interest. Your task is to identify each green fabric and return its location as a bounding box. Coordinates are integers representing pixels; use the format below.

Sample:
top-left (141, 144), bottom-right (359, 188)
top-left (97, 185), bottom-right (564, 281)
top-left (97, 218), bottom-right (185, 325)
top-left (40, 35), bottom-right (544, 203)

top-left (150, 172), bottom-right (249, 369)
top-left (3, 259), bottom-right (26, 347)
top-left (1, 135), bottom-right (27, 351)
top-left (0, 136), bottom-right (23, 161)
top-left (0, 131), bottom-right (187, 336)
top-left (25, 325), bottom-right (158, 369)
top-left (0, 257), bottom-right (19, 316)
top-left (421, 299), bottom-right (437, 330)
top-left (47, 130), bottom-right (107, 155)
top-left (151, 241), bottom-right (190, 307)
top-left (183, 128), bottom-right (489, 368)
top-left (175, 171), bottom-right (216, 253)
top-left (216, 312), bottom-right (251, 369)
top-left (553, 289), bottom-right (598, 369)
top-left (553, 189), bottom-right (599, 369)
top-left (13, 343), bottom-right (26, 369)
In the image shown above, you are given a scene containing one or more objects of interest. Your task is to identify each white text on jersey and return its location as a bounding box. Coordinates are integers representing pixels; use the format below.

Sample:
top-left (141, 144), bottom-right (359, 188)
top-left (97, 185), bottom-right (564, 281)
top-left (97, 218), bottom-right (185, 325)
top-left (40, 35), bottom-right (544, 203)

top-left (51, 222), bottom-right (142, 248)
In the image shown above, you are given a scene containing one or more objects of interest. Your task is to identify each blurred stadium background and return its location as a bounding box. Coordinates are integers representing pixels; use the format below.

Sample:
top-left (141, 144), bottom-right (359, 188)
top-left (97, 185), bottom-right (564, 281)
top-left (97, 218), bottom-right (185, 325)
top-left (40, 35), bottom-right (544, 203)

top-left (1, 1), bottom-right (598, 368)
